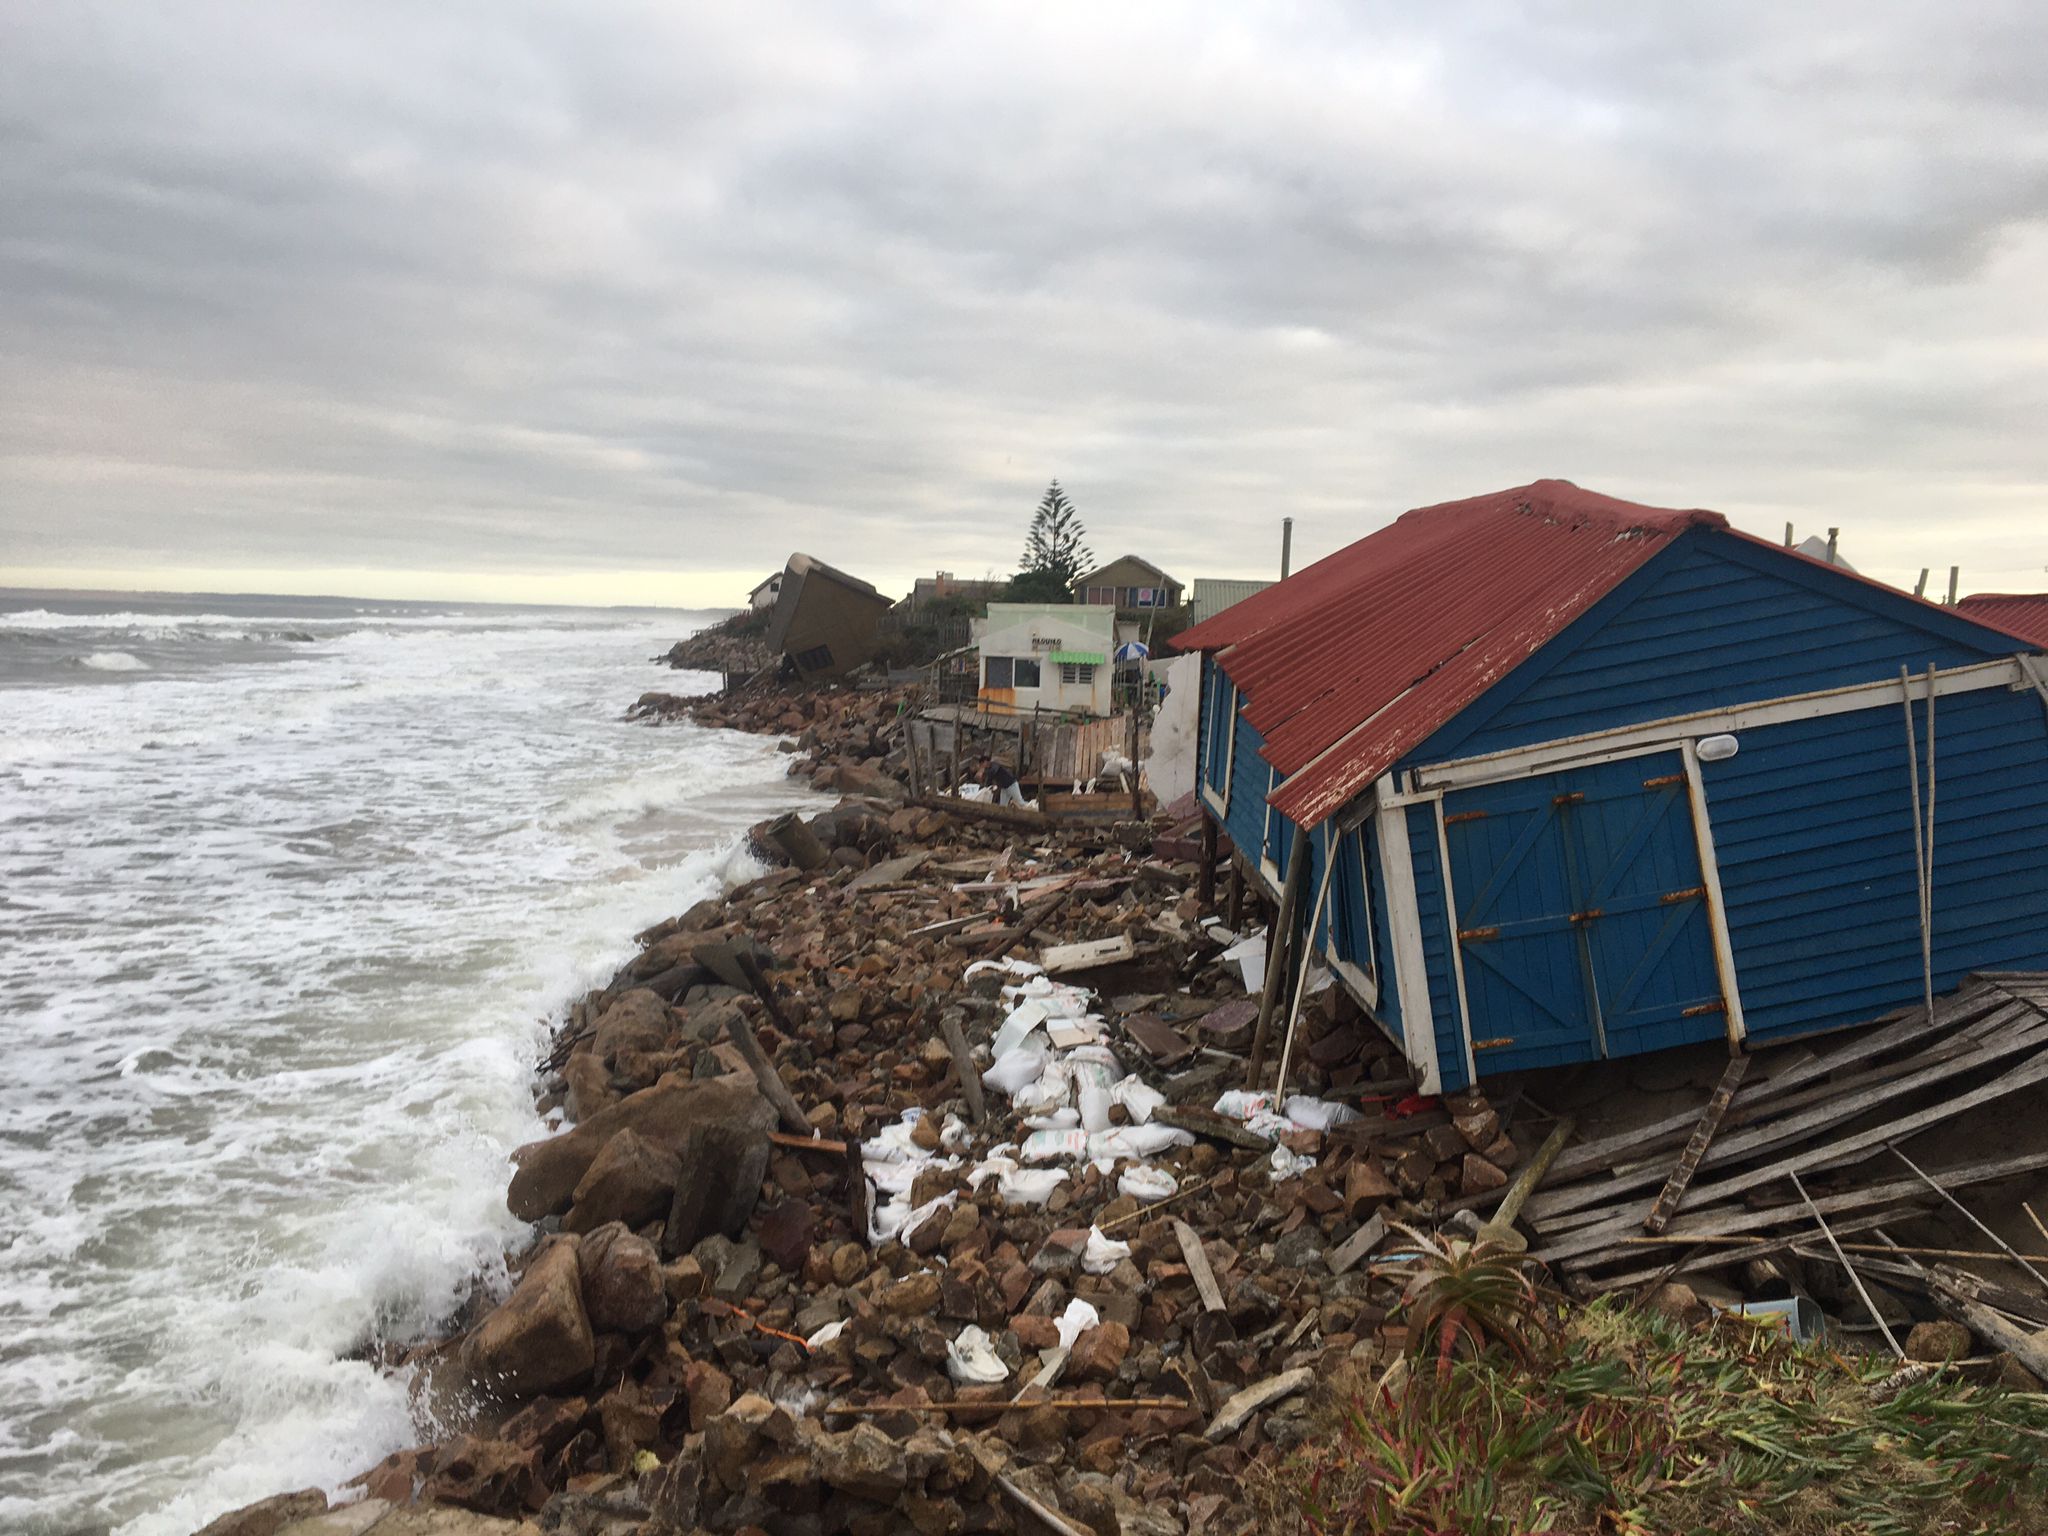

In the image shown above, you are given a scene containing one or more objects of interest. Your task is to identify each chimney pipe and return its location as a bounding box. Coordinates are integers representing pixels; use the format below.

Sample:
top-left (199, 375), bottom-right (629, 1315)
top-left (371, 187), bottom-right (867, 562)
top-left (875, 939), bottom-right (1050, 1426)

top-left (1281, 517), bottom-right (1294, 580)
top-left (1825, 528), bottom-right (1839, 566)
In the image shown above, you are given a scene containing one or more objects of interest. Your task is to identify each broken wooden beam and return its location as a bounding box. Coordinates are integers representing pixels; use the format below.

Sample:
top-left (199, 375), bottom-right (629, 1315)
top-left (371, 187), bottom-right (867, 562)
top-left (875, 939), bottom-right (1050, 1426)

top-left (1643, 1055), bottom-right (1750, 1234)
top-left (1174, 1219), bottom-right (1227, 1313)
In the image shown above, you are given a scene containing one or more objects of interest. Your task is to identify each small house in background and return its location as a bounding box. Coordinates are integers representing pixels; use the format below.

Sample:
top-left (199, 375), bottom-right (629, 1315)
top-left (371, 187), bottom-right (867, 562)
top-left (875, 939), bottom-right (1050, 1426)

top-left (748, 572), bottom-right (784, 612)
top-left (1189, 577), bottom-right (1275, 628)
top-left (975, 603), bottom-right (1116, 717)
top-left (1958, 593), bottom-right (2048, 647)
top-left (1176, 479), bottom-right (2048, 1095)
top-left (1076, 555), bottom-right (1183, 612)
top-left (903, 571), bottom-right (1005, 613)
top-left (763, 554), bottom-right (896, 683)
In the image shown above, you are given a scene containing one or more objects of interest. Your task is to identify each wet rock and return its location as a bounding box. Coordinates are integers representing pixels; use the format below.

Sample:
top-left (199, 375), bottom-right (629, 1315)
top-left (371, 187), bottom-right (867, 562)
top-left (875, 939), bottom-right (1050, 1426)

top-left (578, 1223), bottom-right (668, 1334)
top-left (814, 1422), bottom-right (910, 1500)
top-left (589, 989), bottom-right (672, 1061)
top-left (880, 1271), bottom-right (943, 1315)
top-left (192, 1488), bottom-right (328, 1536)
top-left (508, 1078), bottom-right (772, 1223)
top-left (461, 1237), bottom-right (594, 1399)
top-left (564, 1129), bottom-right (681, 1235)
top-left (421, 1437), bottom-right (544, 1517)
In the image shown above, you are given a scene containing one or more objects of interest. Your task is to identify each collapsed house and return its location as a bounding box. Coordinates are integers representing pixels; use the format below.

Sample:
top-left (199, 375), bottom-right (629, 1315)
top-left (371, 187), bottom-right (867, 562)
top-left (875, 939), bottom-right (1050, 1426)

top-left (1175, 480), bottom-right (2048, 1094)
top-left (763, 554), bottom-right (896, 683)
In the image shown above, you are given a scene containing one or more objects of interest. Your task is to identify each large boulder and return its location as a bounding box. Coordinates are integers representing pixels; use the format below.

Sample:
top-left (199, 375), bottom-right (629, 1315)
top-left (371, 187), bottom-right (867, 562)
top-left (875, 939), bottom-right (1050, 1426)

top-left (660, 1110), bottom-right (775, 1259)
top-left (560, 1053), bottom-right (615, 1124)
top-left (508, 1077), bottom-right (772, 1221)
top-left (578, 1222), bottom-right (669, 1334)
top-left (563, 1128), bottom-right (680, 1234)
top-left (461, 1237), bottom-right (594, 1399)
top-left (191, 1489), bottom-right (328, 1536)
top-left (589, 989), bottom-right (672, 1061)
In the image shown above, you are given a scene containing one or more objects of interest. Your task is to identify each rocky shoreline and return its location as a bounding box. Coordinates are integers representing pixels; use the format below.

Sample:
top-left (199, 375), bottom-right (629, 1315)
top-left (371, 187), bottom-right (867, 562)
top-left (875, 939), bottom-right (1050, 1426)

top-left (198, 678), bottom-right (1521, 1536)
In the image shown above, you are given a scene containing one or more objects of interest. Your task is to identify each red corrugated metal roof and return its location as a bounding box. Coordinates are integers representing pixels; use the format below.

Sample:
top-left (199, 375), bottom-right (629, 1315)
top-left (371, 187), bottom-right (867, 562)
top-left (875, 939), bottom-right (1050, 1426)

top-left (1956, 593), bottom-right (2048, 648)
top-left (1172, 480), bottom-right (1727, 828)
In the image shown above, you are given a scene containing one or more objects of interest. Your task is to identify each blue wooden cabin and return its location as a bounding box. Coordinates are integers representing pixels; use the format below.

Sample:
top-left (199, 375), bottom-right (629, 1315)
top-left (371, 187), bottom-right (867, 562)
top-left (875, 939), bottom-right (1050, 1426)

top-left (1175, 481), bottom-right (2048, 1095)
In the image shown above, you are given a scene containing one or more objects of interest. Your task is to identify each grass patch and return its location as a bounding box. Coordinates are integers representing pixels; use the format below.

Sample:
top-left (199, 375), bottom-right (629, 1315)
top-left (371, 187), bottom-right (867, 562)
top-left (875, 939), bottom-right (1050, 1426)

top-left (1259, 1303), bottom-right (2048, 1535)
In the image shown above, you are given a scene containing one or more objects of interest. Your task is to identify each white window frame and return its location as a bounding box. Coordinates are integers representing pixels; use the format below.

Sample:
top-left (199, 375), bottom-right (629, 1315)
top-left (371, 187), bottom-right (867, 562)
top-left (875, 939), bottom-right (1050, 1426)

top-left (1325, 824), bottom-right (1380, 1008)
top-left (1201, 678), bottom-right (1237, 816)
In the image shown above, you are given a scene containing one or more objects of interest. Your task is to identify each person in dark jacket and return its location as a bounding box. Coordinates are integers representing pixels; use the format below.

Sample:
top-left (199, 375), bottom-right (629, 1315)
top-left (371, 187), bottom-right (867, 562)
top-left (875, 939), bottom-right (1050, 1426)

top-left (976, 753), bottom-right (1027, 808)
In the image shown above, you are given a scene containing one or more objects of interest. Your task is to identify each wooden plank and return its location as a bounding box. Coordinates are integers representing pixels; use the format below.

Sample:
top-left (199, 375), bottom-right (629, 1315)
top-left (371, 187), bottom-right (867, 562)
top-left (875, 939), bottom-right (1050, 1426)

top-left (1550, 1147), bottom-right (2048, 1267)
top-left (1155, 1106), bottom-right (1271, 1152)
top-left (1040, 935), bottom-right (1136, 975)
top-left (1527, 1010), bottom-right (2048, 1225)
top-left (1203, 1368), bottom-right (1315, 1441)
top-left (1174, 1220), bottom-right (1227, 1313)
top-left (846, 851), bottom-right (930, 893)
top-left (1547, 987), bottom-right (2004, 1182)
top-left (1543, 1048), bottom-right (2048, 1264)
top-left (1643, 1055), bottom-right (1750, 1234)
top-left (1579, 1206), bottom-right (1923, 1292)
top-left (1933, 1283), bottom-right (2048, 1382)
top-left (1325, 1213), bottom-right (1387, 1276)
top-left (939, 1007), bottom-right (986, 1125)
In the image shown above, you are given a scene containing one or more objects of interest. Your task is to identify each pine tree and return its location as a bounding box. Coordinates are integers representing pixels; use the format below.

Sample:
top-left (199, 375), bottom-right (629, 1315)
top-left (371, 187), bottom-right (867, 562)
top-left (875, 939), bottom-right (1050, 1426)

top-left (1018, 480), bottom-right (1095, 596)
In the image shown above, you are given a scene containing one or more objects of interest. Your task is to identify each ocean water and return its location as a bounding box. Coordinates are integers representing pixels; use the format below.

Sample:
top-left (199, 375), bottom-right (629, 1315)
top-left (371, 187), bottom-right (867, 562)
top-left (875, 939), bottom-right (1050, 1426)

top-left (0, 593), bottom-right (813, 1536)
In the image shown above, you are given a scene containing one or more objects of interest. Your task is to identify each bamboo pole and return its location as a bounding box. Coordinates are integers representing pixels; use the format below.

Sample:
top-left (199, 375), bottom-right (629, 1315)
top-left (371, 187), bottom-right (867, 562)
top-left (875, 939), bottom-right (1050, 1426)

top-left (1273, 824), bottom-right (1337, 1095)
top-left (1887, 1142), bottom-right (2048, 1293)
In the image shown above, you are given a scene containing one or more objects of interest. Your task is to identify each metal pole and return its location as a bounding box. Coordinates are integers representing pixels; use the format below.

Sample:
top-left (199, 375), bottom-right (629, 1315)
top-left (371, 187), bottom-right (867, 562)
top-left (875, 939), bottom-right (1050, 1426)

top-left (1247, 824), bottom-right (1312, 1087)
top-left (1947, 566), bottom-right (1959, 606)
top-left (1900, 668), bottom-right (1933, 1019)
top-left (1886, 1143), bottom-right (2048, 1293)
top-left (1790, 1169), bottom-right (1903, 1358)
top-left (1914, 569), bottom-right (1929, 598)
top-left (1923, 663), bottom-right (1937, 999)
top-left (1280, 517), bottom-right (1294, 579)
top-left (1783, 521), bottom-right (1795, 548)
top-left (1825, 527), bottom-right (1839, 565)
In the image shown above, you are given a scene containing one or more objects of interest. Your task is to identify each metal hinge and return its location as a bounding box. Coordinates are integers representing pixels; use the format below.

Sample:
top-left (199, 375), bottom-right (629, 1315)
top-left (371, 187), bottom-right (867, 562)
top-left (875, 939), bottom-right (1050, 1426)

top-left (1458, 925), bottom-right (1500, 943)
top-left (1662, 885), bottom-right (1707, 905)
top-left (1444, 810), bottom-right (1489, 825)
top-left (1552, 791), bottom-right (1585, 806)
top-left (1569, 908), bottom-right (1604, 925)
top-left (1682, 999), bottom-right (1729, 1017)
top-left (1472, 1036), bottom-right (1517, 1052)
top-left (1642, 773), bottom-right (1685, 788)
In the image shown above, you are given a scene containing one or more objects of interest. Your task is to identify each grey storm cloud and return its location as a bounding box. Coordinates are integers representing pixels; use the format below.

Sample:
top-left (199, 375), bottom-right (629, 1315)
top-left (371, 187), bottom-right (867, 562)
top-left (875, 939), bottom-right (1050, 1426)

top-left (3, 1), bottom-right (2047, 592)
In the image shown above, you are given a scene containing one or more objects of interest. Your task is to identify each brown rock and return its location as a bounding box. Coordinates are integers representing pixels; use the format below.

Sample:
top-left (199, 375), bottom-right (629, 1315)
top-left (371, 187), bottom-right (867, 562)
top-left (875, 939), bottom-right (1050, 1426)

top-left (1068, 1322), bottom-right (1131, 1381)
top-left (756, 1200), bottom-right (815, 1272)
top-left (563, 1128), bottom-right (680, 1235)
top-left (1906, 1320), bottom-right (1974, 1363)
top-left (1422, 1124), bottom-right (1468, 1163)
top-left (830, 1242), bottom-right (871, 1286)
top-left (814, 1422), bottom-right (910, 1500)
top-left (590, 989), bottom-right (673, 1061)
top-left (1453, 1108), bottom-right (1502, 1151)
top-left (682, 1360), bottom-right (734, 1431)
top-left (561, 1052), bottom-right (616, 1124)
top-left (191, 1489), bottom-right (328, 1536)
top-left (422, 1436), bottom-right (544, 1516)
top-left (495, 1394), bottom-right (587, 1459)
top-left (578, 1223), bottom-right (668, 1333)
top-left (1011, 1314), bottom-right (1062, 1351)
top-left (1459, 1154), bottom-right (1509, 1197)
top-left (461, 1237), bottom-right (594, 1399)
top-left (880, 1271), bottom-right (943, 1315)
top-left (508, 1077), bottom-right (772, 1222)
top-left (350, 1447), bottom-right (428, 1506)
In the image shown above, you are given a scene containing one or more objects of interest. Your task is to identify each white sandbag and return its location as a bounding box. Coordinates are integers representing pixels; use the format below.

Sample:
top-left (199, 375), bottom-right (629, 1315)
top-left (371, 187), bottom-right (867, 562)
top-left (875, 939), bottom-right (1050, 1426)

top-left (1110, 1076), bottom-right (1166, 1124)
top-left (982, 1041), bottom-right (1049, 1097)
top-left (1283, 1094), bottom-right (1361, 1130)
top-left (997, 1166), bottom-right (1071, 1205)
top-left (991, 999), bottom-right (1049, 1059)
top-left (1269, 1143), bottom-right (1318, 1181)
top-left (939, 1114), bottom-right (972, 1153)
top-left (1082, 1227), bottom-right (1132, 1275)
top-left (1213, 1089), bottom-right (1277, 1122)
top-left (1071, 1059), bottom-right (1116, 1133)
top-left (946, 1325), bottom-right (1010, 1384)
top-left (1117, 1165), bottom-right (1178, 1203)
top-left (1054, 1297), bottom-right (1100, 1350)
top-left (1021, 1128), bottom-right (1088, 1163)
top-left (1021, 1107), bottom-right (1081, 1131)
top-left (1012, 1064), bottom-right (1072, 1114)
top-left (963, 957), bottom-right (1044, 983)
top-left (1088, 1123), bottom-right (1194, 1160)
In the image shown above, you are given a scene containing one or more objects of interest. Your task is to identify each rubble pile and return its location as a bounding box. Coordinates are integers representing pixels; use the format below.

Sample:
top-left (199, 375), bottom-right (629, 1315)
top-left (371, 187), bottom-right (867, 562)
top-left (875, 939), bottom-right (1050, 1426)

top-left (657, 616), bottom-right (777, 679)
top-left (295, 694), bottom-right (1530, 1536)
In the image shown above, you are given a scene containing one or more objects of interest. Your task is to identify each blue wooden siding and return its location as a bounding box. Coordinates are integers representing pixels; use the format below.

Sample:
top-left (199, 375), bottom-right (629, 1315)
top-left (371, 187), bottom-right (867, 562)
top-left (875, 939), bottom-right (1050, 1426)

top-left (1703, 681), bottom-right (2048, 1042)
top-left (1409, 530), bottom-right (2023, 769)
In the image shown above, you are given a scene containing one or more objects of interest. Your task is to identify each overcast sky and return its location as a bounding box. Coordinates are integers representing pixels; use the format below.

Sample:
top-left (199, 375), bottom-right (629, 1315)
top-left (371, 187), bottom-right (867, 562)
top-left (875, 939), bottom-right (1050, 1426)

top-left (3, 3), bottom-right (2047, 606)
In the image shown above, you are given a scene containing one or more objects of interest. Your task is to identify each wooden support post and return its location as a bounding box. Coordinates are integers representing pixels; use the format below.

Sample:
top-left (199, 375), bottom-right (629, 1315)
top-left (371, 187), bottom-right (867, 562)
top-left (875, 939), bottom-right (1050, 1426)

top-left (1127, 706), bottom-right (1142, 821)
top-left (1246, 824), bottom-right (1311, 1088)
top-left (1947, 566), bottom-right (1959, 606)
top-left (1197, 815), bottom-right (1218, 912)
top-left (940, 1006), bottom-right (985, 1124)
top-left (1477, 1116), bottom-right (1576, 1251)
top-left (1226, 860), bottom-right (1244, 932)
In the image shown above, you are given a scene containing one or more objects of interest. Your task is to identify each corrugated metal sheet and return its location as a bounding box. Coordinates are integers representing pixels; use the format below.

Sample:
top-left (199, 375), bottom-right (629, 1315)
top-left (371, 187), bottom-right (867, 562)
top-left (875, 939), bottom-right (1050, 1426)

top-left (1189, 578), bottom-right (1275, 628)
top-left (1171, 481), bottom-right (1727, 828)
top-left (1956, 593), bottom-right (2048, 647)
